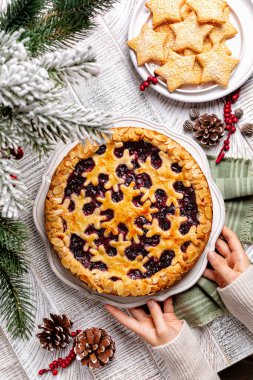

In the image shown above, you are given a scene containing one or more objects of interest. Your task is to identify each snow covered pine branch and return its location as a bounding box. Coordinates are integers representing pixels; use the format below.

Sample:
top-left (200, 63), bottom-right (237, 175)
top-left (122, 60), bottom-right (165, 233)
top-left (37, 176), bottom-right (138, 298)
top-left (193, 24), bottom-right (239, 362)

top-left (0, 29), bottom-right (112, 218)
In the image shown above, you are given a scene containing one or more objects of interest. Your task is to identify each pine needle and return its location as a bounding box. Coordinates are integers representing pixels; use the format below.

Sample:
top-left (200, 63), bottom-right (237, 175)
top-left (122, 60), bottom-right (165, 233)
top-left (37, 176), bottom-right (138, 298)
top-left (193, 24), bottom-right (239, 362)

top-left (0, 216), bottom-right (28, 251)
top-left (0, 268), bottom-right (34, 339)
top-left (0, 0), bottom-right (45, 32)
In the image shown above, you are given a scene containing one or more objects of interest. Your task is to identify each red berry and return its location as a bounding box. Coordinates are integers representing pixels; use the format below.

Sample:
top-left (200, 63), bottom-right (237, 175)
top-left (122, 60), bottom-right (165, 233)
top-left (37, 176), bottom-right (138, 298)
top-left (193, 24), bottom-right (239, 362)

top-left (38, 370), bottom-right (44, 376)
top-left (233, 116), bottom-right (238, 123)
top-left (231, 126), bottom-right (236, 133)
top-left (224, 139), bottom-right (230, 145)
top-left (224, 112), bottom-right (230, 117)
top-left (49, 363), bottom-right (55, 370)
top-left (52, 370), bottom-right (58, 376)
top-left (58, 358), bottom-right (62, 363)
top-left (140, 84), bottom-right (145, 91)
top-left (65, 360), bottom-right (70, 365)
top-left (10, 174), bottom-right (17, 180)
top-left (71, 331), bottom-right (77, 337)
top-left (232, 94), bottom-right (237, 101)
top-left (70, 353), bottom-right (76, 359)
top-left (225, 126), bottom-right (231, 131)
top-left (53, 361), bottom-right (58, 366)
top-left (151, 77), bottom-right (158, 84)
top-left (61, 363), bottom-right (66, 368)
top-left (143, 81), bottom-right (149, 88)
top-left (224, 145), bottom-right (230, 151)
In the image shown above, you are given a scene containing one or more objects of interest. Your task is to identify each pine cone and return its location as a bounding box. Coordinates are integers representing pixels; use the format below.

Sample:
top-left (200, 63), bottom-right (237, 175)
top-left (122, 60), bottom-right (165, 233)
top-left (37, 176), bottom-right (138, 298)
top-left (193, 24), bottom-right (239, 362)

top-left (234, 108), bottom-right (243, 119)
top-left (37, 314), bottom-right (73, 351)
top-left (189, 107), bottom-right (200, 120)
top-left (193, 113), bottom-right (225, 146)
top-left (183, 120), bottom-right (193, 132)
top-left (74, 328), bottom-right (115, 369)
top-left (240, 123), bottom-right (253, 136)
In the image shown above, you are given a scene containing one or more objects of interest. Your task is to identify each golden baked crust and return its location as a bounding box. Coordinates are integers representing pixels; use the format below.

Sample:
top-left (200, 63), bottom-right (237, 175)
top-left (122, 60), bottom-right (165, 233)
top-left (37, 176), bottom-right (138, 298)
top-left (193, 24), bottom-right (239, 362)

top-left (45, 127), bottom-right (212, 297)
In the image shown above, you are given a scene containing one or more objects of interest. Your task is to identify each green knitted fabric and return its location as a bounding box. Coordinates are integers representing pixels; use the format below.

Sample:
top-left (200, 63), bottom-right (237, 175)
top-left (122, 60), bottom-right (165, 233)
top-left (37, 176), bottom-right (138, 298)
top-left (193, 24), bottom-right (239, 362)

top-left (174, 156), bottom-right (253, 327)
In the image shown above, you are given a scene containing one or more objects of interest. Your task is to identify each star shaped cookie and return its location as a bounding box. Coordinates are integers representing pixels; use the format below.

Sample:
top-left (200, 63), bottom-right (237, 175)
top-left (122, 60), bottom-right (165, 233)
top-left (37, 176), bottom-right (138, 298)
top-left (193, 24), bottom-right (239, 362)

top-left (171, 12), bottom-right (213, 53)
top-left (186, 0), bottom-right (227, 23)
top-left (146, 0), bottom-right (185, 27)
top-left (196, 44), bottom-right (239, 87)
top-left (154, 23), bottom-right (175, 61)
top-left (209, 7), bottom-right (237, 45)
top-left (127, 23), bottom-right (167, 66)
top-left (155, 50), bottom-right (200, 92)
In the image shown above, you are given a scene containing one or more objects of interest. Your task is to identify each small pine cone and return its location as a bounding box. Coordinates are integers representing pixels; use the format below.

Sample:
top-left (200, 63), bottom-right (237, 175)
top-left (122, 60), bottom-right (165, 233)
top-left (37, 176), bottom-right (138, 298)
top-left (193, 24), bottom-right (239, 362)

top-left (234, 108), bottom-right (243, 119)
top-left (75, 328), bottom-right (115, 369)
top-left (193, 113), bottom-right (225, 147)
top-left (37, 314), bottom-right (73, 351)
top-left (189, 107), bottom-right (200, 120)
top-left (183, 120), bottom-right (193, 132)
top-left (240, 123), bottom-right (253, 137)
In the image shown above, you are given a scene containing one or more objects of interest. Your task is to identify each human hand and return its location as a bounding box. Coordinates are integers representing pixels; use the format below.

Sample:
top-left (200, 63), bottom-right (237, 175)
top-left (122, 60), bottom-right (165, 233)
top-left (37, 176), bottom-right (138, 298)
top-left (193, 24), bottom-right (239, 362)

top-left (204, 225), bottom-right (250, 288)
top-left (104, 297), bottom-right (183, 347)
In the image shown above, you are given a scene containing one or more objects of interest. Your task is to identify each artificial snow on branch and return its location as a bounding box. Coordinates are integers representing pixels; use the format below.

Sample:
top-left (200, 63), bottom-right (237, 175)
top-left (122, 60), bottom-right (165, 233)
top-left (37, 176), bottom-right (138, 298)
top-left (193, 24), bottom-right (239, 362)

top-left (38, 45), bottom-right (101, 85)
top-left (0, 158), bottom-right (27, 219)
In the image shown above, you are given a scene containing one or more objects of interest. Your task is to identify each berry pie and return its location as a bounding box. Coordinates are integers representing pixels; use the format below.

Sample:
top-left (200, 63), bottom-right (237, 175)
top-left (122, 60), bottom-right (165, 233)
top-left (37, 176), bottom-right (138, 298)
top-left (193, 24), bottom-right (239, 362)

top-left (45, 127), bottom-right (212, 296)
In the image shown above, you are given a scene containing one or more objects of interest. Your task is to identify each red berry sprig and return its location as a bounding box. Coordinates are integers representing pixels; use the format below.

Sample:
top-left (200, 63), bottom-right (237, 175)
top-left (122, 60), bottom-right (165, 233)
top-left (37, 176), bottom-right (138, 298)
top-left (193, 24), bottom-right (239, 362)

top-left (140, 75), bottom-right (158, 92)
top-left (38, 330), bottom-right (81, 377)
top-left (215, 89), bottom-right (240, 164)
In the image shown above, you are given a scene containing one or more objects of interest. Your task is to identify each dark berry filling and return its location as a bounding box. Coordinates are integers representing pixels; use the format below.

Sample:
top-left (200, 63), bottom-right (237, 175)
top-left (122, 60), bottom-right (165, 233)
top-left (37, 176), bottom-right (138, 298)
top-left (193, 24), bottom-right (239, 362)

top-left (118, 223), bottom-right (128, 237)
top-left (171, 163), bottom-right (182, 173)
top-left (181, 241), bottom-right (191, 253)
top-left (125, 243), bottom-right (148, 261)
top-left (75, 158), bottom-right (95, 174)
top-left (155, 189), bottom-right (167, 208)
top-left (151, 153), bottom-right (162, 169)
top-left (110, 276), bottom-right (120, 282)
top-left (98, 173), bottom-right (109, 184)
top-left (135, 173), bottom-right (152, 189)
top-left (140, 234), bottom-right (160, 246)
top-left (132, 195), bottom-right (143, 207)
top-left (135, 216), bottom-right (148, 229)
top-left (83, 202), bottom-right (97, 215)
top-left (114, 140), bottom-right (161, 169)
top-left (107, 247), bottom-right (117, 256)
top-left (174, 181), bottom-right (199, 234)
top-left (127, 269), bottom-right (145, 280)
top-left (90, 261), bottom-right (107, 271)
top-left (65, 173), bottom-right (85, 197)
top-left (179, 221), bottom-right (192, 235)
top-left (68, 199), bottom-right (75, 212)
top-left (69, 234), bottom-right (93, 269)
top-left (96, 145), bottom-right (106, 155)
top-left (62, 219), bottom-right (67, 232)
top-left (85, 183), bottom-right (106, 199)
top-left (144, 250), bottom-right (175, 277)
top-left (69, 234), bottom-right (85, 257)
top-left (101, 209), bottom-right (114, 221)
top-left (111, 189), bottom-right (123, 203)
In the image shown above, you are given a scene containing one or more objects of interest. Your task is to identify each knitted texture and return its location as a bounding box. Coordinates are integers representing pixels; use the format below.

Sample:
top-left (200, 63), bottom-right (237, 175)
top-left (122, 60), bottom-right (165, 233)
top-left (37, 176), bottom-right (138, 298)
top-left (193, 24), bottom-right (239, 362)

top-left (174, 156), bottom-right (253, 327)
top-left (153, 321), bottom-right (219, 380)
top-left (218, 265), bottom-right (253, 334)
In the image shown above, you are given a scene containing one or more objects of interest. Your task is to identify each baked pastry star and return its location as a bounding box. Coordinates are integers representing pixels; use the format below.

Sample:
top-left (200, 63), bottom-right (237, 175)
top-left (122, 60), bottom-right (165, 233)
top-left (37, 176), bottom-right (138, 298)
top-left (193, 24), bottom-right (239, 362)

top-left (186, 0), bottom-right (227, 23)
top-left (155, 50), bottom-right (200, 92)
top-left (197, 44), bottom-right (239, 87)
top-left (209, 7), bottom-right (237, 45)
top-left (146, 0), bottom-right (185, 27)
top-left (127, 23), bottom-right (167, 66)
top-left (171, 12), bottom-right (213, 53)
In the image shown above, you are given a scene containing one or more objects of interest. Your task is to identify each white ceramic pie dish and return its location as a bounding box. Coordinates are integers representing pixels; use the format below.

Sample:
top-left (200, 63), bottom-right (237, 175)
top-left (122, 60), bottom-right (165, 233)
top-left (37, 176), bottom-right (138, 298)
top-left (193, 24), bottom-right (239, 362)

top-left (33, 116), bottom-right (225, 308)
top-left (128, 0), bottom-right (253, 103)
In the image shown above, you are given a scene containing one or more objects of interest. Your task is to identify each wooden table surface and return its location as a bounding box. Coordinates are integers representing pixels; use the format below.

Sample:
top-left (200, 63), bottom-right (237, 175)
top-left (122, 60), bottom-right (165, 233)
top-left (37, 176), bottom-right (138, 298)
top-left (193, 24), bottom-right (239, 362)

top-left (1, 1), bottom-right (253, 379)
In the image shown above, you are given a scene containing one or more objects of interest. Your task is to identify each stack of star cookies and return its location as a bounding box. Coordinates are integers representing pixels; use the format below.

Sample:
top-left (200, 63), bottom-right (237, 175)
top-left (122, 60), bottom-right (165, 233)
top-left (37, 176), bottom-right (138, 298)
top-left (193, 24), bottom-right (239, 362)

top-left (127, 0), bottom-right (239, 93)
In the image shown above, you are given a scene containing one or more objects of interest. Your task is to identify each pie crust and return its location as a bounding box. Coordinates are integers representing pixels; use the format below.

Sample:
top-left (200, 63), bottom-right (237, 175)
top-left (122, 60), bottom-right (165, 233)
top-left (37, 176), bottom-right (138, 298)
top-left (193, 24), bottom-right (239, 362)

top-left (45, 127), bottom-right (212, 297)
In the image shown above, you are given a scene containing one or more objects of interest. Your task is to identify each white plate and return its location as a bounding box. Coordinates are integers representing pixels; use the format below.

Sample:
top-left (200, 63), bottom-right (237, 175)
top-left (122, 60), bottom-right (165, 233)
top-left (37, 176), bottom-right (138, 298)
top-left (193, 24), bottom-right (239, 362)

top-left (128, 0), bottom-right (253, 103)
top-left (33, 117), bottom-right (225, 308)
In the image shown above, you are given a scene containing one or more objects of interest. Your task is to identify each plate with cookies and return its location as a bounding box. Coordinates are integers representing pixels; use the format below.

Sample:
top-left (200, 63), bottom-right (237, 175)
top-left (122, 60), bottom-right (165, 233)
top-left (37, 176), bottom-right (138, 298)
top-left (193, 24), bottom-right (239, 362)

top-left (127, 0), bottom-right (253, 102)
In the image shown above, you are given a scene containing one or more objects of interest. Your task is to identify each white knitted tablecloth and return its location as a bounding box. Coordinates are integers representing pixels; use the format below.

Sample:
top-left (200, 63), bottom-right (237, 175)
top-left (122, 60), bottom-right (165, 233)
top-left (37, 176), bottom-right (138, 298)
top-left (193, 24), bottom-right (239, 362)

top-left (1, 1), bottom-right (253, 379)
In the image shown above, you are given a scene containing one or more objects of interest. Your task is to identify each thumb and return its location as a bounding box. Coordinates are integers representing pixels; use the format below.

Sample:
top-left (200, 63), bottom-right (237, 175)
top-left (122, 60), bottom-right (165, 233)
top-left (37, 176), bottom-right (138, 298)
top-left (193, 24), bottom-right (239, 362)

top-left (208, 251), bottom-right (236, 285)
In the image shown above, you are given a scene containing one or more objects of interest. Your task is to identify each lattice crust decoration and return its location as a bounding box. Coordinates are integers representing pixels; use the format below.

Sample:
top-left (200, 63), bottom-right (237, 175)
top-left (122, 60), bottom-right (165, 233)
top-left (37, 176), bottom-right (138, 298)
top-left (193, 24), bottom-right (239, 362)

top-left (45, 127), bottom-right (212, 297)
